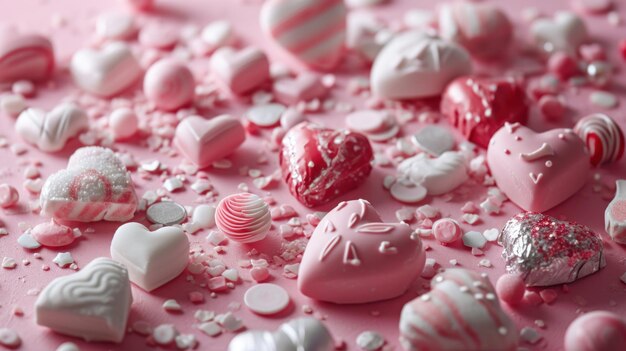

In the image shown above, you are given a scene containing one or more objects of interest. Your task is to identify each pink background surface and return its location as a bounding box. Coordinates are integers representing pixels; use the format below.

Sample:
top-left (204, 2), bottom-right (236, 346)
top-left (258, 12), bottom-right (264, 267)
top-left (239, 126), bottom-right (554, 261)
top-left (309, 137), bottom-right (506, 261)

top-left (0, 0), bottom-right (625, 350)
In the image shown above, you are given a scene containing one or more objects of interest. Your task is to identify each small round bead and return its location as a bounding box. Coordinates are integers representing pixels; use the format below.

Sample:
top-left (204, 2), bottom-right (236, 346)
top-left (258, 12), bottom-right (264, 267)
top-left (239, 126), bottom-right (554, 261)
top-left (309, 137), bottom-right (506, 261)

top-left (539, 95), bottom-right (566, 122)
top-left (495, 273), bottom-right (525, 305)
top-left (109, 108), bottom-right (139, 140)
top-left (547, 52), bottom-right (579, 80)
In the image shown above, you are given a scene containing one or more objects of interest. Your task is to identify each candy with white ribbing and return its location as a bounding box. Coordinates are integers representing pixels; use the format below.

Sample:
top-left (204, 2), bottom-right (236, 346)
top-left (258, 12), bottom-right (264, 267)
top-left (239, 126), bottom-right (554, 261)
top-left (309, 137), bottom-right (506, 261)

top-left (574, 113), bottom-right (624, 166)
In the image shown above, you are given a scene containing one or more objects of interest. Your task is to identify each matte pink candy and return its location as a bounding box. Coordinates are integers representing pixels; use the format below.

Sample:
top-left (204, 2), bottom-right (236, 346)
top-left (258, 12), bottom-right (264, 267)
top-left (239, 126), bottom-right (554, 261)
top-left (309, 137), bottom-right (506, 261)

top-left (495, 273), bottom-right (526, 305)
top-left (432, 218), bottom-right (462, 245)
top-left (0, 184), bottom-right (19, 208)
top-left (0, 28), bottom-right (54, 83)
top-left (31, 221), bottom-right (78, 247)
top-left (210, 47), bottom-right (270, 95)
top-left (564, 311), bottom-right (626, 351)
top-left (144, 59), bottom-right (195, 111)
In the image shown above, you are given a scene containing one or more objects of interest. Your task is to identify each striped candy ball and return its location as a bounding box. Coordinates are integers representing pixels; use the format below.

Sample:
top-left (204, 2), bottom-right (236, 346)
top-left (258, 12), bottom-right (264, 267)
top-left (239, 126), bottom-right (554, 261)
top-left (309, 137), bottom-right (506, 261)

top-left (260, 0), bottom-right (347, 70)
top-left (574, 113), bottom-right (624, 166)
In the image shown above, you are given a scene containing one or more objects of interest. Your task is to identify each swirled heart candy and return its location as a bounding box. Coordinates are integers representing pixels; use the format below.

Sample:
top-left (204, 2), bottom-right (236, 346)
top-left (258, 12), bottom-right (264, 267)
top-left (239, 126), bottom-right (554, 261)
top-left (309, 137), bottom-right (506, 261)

top-left (498, 212), bottom-right (605, 287)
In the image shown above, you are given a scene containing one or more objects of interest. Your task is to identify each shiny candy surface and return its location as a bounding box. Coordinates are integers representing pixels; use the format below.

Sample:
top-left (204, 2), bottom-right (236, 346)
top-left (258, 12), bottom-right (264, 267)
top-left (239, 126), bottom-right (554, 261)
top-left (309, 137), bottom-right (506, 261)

top-left (215, 193), bottom-right (272, 243)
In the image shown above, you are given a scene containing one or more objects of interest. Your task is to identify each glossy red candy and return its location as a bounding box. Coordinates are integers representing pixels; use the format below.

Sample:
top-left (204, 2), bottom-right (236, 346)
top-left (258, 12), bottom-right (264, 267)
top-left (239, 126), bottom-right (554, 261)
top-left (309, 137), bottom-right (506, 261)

top-left (279, 123), bottom-right (373, 208)
top-left (442, 76), bottom-right (529, 148)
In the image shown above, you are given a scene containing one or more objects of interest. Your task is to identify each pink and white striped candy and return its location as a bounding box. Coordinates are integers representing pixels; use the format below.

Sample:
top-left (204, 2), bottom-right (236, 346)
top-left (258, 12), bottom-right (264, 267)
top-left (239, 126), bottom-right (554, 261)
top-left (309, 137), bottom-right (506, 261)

top-left (564, 311), bottom-right (626, 351)
top-left (400, 268), bottom-right (518, 351)
top-left (40, 147), bottom-right (138, 222)
top-left (574, 113), bottom-right (624, 166)
top-left (144, 59), bottom-right (195, 111)
top-left (0, 28), bottom-right (55, 83)
top-left (260, 0), bottom-right (347, 71)
top-left (215, 193), bottom-right (271, 243)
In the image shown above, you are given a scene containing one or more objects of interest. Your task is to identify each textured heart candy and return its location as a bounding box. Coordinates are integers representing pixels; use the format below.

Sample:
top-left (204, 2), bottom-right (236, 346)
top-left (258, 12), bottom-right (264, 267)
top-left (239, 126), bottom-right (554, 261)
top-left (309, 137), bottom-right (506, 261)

top-left (111, 222), bottom-right (189, 291)
top-left (487, 123), bottom-right (590, 212)
top-left (40, 147), bottom-right (138, 222)
top-left (0, 28), bottom-right (55, 83)
top-left (35, 257), bottom-right (132, 342)
top-left (371, 31), bottom-right (472, 100)
top-left (210, 46), bottom-right (270, 95)
top-left (279, 123), bottom-right (373, 208)
top-left (498, 212), bottom-right (605, 286)
top-left (228, 318), bottom-right (334, 351)
top-left (15, 103), bottom-right (88, 152)
top-left (298, 199), bottom-right (425, 303)
top-left (174, 115), bottom-right (246, 169)
top-left (260, 0), bottom-right (347, 70)
top-left (400, 268), bottom-right (518, 351)
top-left (442, 76), bottom-right (529, 148)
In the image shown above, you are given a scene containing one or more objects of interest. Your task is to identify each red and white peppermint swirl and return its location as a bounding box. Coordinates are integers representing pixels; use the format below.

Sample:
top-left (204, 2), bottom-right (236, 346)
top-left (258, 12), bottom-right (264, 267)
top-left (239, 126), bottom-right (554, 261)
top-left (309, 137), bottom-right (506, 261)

top-left (215, 193), bottom-right (272, 243)
top-left (574, 113), bottom-right (624, 166)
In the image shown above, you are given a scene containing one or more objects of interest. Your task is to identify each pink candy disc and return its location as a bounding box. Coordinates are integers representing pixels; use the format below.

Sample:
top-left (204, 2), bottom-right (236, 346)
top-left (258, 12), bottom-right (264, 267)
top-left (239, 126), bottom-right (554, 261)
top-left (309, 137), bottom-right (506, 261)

top-left (495, 273), bottom-right (526, 305)
top-left (215, 193), bottom-right (272, 243)
top-left (0, 184), bottom-right (19, 208)
top-left (144, 59), bottom-right (195, 111)
top-left (564, 311), bottom-right (626, 351)
top-left (243, 283), bottom-right (290, 315)
top-left (574, 113), bottom-right (624, 167)
top-left (109, 108), bottom-right (139, 140)
top-left (30, 221), bottom-right (79, 247)
top-left (432, 218), bottom-right (462, 244)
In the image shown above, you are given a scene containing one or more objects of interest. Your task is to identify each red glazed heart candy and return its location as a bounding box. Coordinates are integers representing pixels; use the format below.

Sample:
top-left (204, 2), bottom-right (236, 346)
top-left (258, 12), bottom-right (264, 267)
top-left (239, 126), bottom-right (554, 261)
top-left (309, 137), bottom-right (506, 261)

top-left (279, 122), bottom-right (373, 207)
top-left (442, 76), bottom-right (529, 148)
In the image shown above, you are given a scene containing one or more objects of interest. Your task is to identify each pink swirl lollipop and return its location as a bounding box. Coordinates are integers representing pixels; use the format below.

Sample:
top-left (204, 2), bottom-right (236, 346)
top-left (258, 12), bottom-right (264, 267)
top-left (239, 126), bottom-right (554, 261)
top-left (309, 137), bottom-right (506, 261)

top-left (144, 59), bottom-right (195, 111)
top-left (215, 193), bottom-right (271, 243)
top-left (574, 113), bottom-right (624, 167)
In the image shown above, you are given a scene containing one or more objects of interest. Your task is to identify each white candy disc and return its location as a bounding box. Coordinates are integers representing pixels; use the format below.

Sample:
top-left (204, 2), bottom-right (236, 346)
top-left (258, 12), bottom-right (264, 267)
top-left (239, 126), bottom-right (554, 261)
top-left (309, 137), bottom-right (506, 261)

top-left (246, 103), bottom-right (286, 127)
top-left (390, 181), bottom-right (427, 203)
top-left (243, 283), bottom-right (290, 315)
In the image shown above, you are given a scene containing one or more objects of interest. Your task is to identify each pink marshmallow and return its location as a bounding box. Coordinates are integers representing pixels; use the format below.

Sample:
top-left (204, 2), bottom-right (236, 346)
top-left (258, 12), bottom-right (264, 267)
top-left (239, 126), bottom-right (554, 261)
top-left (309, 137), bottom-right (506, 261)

top-left (432, 218), bottom-right (463, 245)
top-left (30, 221), bottom-right (78, 247)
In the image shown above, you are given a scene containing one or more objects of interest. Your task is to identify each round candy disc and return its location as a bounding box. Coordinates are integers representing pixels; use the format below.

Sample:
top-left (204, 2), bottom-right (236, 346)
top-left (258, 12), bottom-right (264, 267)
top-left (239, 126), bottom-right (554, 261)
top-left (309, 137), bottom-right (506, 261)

top-left (244, 283), bottom-right (290, 315)
top-left (146, 201), bottom-right (187, 226)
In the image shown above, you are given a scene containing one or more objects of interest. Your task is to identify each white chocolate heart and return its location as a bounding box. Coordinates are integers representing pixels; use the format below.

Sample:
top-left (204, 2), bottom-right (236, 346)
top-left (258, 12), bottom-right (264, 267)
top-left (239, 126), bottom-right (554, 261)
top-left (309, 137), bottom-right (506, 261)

top-left (111, 222), bottom-right (189, 291)
top-left (228, 318), bottom-right (334, 351)
top-left (35, 257), bottom-right (132, 343)
top-left (15, 103), bottom-right (88, 152)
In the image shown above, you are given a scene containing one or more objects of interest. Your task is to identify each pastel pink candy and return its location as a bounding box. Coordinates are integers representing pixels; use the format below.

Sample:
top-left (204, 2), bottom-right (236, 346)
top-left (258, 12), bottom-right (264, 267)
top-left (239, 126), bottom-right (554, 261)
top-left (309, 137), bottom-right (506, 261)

top-left (0, 28), bottom-right (55, 83)
top-left (432, 218), bottom-right (462, 244)
top-left (210, 47), bottom-right (269, 95)
top-left (0, 184), bottom-right (19, 208)
top-left (400, 268), bottom-right (518, 351)
top-left (260, 0), bottom-right (347, 71)
top-left (124, 0), bottom-right (154, 11)
top-left (487, 123), bottom-right (590, 212)
top-left (273, 72), bottom-right (327, 105)
top-left (564, 311), bottom-right (626, 351)
top-left (174, 115), bottom-right (246, 169)
top-left (30, 221), bottom-right (78, 247)
top-left (215, 193), bottom-right (272, 243)
top-left (298, 199), bottom-right (425, 304)
top-left (15, 103), bottom-right (88, 152)
top-left (495, 273), bottom-right (525, 305)
top-left (144, 59), bottom-right (195, 111)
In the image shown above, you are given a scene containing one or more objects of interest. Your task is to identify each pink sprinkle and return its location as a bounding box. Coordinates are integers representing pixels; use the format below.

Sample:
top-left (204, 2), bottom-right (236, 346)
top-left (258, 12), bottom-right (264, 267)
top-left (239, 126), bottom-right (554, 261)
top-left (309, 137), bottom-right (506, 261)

top-left (523, 290), bottom-right (543, 306)
top-left (207, 276), bottom-right (227, 292)
top-left (539, 289), bottom-right (558, 304)
top-left (250, 266), bottom-right (270, 282)
top-left (189, 291), bottom-right (205, 304)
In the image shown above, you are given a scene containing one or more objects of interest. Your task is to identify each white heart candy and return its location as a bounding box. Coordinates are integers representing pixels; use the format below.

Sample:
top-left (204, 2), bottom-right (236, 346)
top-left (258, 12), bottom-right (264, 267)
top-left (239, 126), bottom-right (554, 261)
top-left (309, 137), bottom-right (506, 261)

top-left (70, 41), bottom-right (142, 97)
top-left (371, 31), bottom-right (472, 100)
top-left (111, 222), bottom-right (189, 292)
top-left (397, 151), bottom-right (468, 195)
top-left (531, 11), bottom-right (588, 54)
top-left (35, 257), bottom-right (132, 343)
top-left (228, 317), bottom-right (334, 351)
top-left (15, 103), bottom-right (88, 152)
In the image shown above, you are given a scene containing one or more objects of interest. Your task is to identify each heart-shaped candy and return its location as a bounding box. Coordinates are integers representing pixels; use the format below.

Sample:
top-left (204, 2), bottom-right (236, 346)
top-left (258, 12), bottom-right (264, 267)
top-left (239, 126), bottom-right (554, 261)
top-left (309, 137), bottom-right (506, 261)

top-left (487, 123), bottom-right (590, 212)
top-left (437, 1), bottom-right (513, 60)
top-left (397, 151), bottom-right (468, 196)
top-left (442, 76), bottom-right (529, 148)
top-left (531, 11), bottom-right (588, 54)
top-left (279, 123), bottom-right (373, 208)
top-left (35, 257), bottom-right (132, 342)
top-left (400, 268), bottom-right (518, 351)
top-left (298, 199), bottom-right (425, 303)
top-left (228, 318), bottom-right (334, 351)
top-left (499, 212), bottom-right (605, 286)
top-left (0, 28), bottom-right (55, 83)
top-left (273, 72), bottom-right (327, 105)
top-left (371, 31), bottom-right (472, 100)
top-left (15, 103), bottom-right (88, 152)
top-left (70, 41), bottom-right (142, 97)
top-left (174, 115), bottom-right (246, 169)
top-left (111, 222), bottom-right (189, 291)
top-left (210, 46), bottom-right (270, 95)
top-left (260, 0), bottom-right (347, 70)
top-left (40, 147), bottom-right (138, 222)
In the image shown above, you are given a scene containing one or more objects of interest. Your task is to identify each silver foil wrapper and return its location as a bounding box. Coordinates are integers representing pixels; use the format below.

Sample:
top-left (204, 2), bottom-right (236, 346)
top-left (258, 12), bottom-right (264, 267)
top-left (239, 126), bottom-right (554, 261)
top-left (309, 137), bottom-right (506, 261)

top-left (498, 212), bottom-right (605, 287)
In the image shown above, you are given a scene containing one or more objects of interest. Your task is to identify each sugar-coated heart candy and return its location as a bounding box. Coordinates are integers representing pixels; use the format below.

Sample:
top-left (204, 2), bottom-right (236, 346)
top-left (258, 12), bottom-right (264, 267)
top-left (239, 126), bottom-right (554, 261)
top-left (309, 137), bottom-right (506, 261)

top-left (40, 147), bottom-right (138, 222)
top-left (437, 1), bottom-right (513, 60)
top-left (371, 31), bottom-right (472, 100)
top-left (279, 123), bottom-right (373, 208)
top-left (498, 212), bottom-right (605, 286)
top-left (564, 311), bottom-right (626, 351)
top-left (400, 268), bottom-right (518, 351)
top-left (111, 222), bottom-right (189, 291)
top-left (487, 123), bottom-right (590, 212)
top-left (210, 46), bottom-right (270, 95)
top-left (35, 257), bottom-right (132, 342)
top-left (144, 59), bottom-right (195, 111)
top-left (298, 199), bottom-right (425, 303)
top-left (15, 103), bottom-right (88, 152)
top-left (574, 113), bottom-right (624, 167)
top-left (442, 76), bottom-right (529, 148)
top-left (397, 151), bottom-right (468, 196)
top-left (174, 115), bottom-right (246, 169)
top-left (228, 317), bottom-right (334, 351)
top-left (0, 28), bottom-right (55, 83)
top-left (260, 0), bottom-right (347, 71)
top-left (531, 12), bottom-right (588, 54)
top-left (215, 193), bottom-right (272, 243)
top-left (70, 42), bottom-right (142, 97)
top-left (605, 180), bottom-right (626, 245)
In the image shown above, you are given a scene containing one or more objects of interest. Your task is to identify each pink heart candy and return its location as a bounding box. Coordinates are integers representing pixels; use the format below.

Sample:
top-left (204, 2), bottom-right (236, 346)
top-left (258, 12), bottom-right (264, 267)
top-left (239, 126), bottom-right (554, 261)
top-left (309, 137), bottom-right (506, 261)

top-left (15, 103), bottom-right (88, 152)
top-left (210, 46), bottom-right (269, 95)
top-left (487, 123), bottom-right (590, 212)
top-left (273, 72), bottom-right (327, 105)
top-left (298, 199), bottom-right (425, 304)
top-left (0, 28), bottom-right (55, 83)
top-left (174, 115), bottom-right (246, 169)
